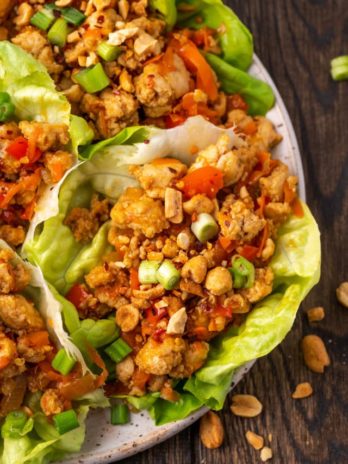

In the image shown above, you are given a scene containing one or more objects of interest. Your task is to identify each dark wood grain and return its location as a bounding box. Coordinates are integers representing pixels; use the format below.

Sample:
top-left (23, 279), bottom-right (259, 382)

top-left (118, 2), bottom-right (348, 463)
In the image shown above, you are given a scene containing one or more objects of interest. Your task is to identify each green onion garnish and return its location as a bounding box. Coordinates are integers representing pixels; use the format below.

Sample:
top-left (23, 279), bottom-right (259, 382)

top-left (74, 63), bottom-right (110, 93)
top-left (111, 404), bottom-right (130, 425)
top-left (229, 256), bottom-right (255, 289)
top-left (53, 410), bottom-right (79, 435)
top-left (138, 260), bottom-right (161, 284)
top-left (105, 338), bottom-right (132, 363)
top-left (61, 7), bottom-right (86, 26)
top-left (47, 18), bottom-right (68, 48)
top-left (191, 213), bottom-right (219, 243)
top-left (0, 92), bottom-right (15, 122)
top-left (156, 260), bottom-right (180, 290)
top-left (30, 9), bottom-right (54, 31)
top-left (51, 348), bottom-right (76, 375)
top-left (330, 55), bottom-right (348, 81)
top-left (97, 42), bottom-right (122, 62)
top-left (87, 319), bottom-right (120, 348)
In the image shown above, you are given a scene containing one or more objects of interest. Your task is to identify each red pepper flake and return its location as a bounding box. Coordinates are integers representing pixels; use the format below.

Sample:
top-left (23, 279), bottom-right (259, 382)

top-left (152, 328), bottom-right (165, 343)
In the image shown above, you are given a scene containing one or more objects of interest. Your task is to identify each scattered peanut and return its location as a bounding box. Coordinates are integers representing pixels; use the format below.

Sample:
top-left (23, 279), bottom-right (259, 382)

top-left (230, 394), bottom-right (263, 418)
top-left (199, 411), bottom-right (224, 449)
top-left (306, 306), bottom-right (325, 322)
top-left (245, 430), bottom-right (264, 450)
top-left (181, 256), bottom-right (208, 284)
top-left (115, 304), bottom-right (140, 332)
top-left (336, 282), bottom-right (348, 308)
top-left (260, 446), bottom-right (273, 462)
top-left (301, 335), bottom-right (330, 373)
top-left (292, 382), bottom-right (313, 399)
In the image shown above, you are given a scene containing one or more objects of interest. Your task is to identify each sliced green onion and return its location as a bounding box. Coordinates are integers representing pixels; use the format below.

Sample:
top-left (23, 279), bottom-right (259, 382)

top-left (52, 348), bottom-right (76, 375)
top-left (30, 9), bottom-right (54, 31)
top-left (87, 319), bottom-right (120, 348)
top-left (97, 41), bottom-right (122, 62)
top-left (53, 409), bottom-right (79, 435)
top-left (47, 18), bottom-right (68, 47)
top-left (331, 55), bottom-right (348, 81)
top-left (74, 63), bottom-right (110, 93)
top-left (156, 260), bottom-right (180, 290)
top-left (229, 256), bottom-right (255, 289)
top-left (1, 411), bottom-right (28, 439)
top-left (0, 93), bottom-right (15, 122)
top-left (105, 338), bottom-right (132, 363)
top-left (138, 260), bottom-right (161, 284)
top-left (111, 404), bottom-right (130, 425)
top-left (191, 213), bottom-right (219, 243)
top-left (101, 352), bottom-right (116, 381)
top-left (61, 7), bottom-right (86, 26)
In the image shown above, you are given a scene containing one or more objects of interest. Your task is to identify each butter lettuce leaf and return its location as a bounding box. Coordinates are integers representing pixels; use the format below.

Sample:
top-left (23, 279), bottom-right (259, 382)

top-left (25, 117), bottom-right (242, 294)
top-left (206, 53), bottom-right (275, 115)
top-left (183, 203), bottom-right (320, 408)
top-left (0, 41), bottom-right (70, 125)
top-left (129, 203), bottom-right (320, 422)
top-left (176, 0), bottom-right (253, 70)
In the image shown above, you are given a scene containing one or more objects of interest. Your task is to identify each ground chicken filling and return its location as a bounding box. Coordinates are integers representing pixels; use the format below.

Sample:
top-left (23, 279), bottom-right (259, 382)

top-left (0, 121), bottom-right (74, 246)
top-left (64, 113), bottom-right (303, 399)
top-left (0, 248), bottom-right (85, 418)
top-left (4, 0), bottom-right (257, 139)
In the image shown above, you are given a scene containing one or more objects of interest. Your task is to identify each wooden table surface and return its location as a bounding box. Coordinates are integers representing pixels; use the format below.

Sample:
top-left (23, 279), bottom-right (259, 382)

top-left (119, 1), bottom-right (348, 462)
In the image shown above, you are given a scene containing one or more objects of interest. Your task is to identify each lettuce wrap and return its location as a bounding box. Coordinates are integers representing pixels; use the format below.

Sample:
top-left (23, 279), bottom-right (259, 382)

top-left (0, 241), bottom-right (109, 464)
top-left (24, 116), bottom-right (321, 425)
top-left (0, 41), bottom-right (93, 155)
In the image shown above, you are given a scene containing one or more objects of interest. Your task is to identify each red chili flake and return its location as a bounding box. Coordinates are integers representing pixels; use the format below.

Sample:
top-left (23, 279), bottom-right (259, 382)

top-left (97, 15), bottom-right (104, 23)
top-left (143, 139), bottom-right (150, 144)
top-left (152, 328), bottom-right (165, 343)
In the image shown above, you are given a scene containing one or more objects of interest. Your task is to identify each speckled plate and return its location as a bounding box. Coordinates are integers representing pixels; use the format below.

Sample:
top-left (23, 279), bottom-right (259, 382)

top-left (60, 54), bottom-right (305, 464)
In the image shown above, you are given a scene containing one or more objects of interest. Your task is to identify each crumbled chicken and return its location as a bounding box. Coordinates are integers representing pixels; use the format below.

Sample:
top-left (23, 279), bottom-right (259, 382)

top-left (12, 27), bottom-right (63, 74)
top-left (240, 268), bottom-right (274, 303)
top-left (135, 335), bottom-right (186, 376)
top-left (110, 187), bottom-right (169, 238)
top-left (134, 54), bottom-right (190, 118)
top-left (189, 134), bottom-right (244, 186)
top-left (129, 158), bottom-right (187, 199)
top-left (217, 196), bottom-right (266, 242)
top-left (183, 194), bottom-right (215, 216)
top-left (260, 163), bottom-right (289, 201)
top-left (18, 122), bottom-right (69, 152)
top-left (81, 89), bottom-right (139, 138)
top-left (0, 295), bottom-right (45, 332)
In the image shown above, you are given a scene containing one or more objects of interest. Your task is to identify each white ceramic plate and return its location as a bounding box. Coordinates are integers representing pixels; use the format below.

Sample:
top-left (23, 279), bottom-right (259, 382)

top-left (60, 54), bottom-right (305, 464)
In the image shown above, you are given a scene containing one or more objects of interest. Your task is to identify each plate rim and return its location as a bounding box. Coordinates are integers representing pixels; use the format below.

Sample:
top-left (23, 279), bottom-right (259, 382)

top-left (60, 53), bottom-right (305, 464)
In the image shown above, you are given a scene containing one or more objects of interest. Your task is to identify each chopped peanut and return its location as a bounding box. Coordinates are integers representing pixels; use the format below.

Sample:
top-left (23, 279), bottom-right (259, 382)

top-left (292, 382), bottom-right (313, 399)
top-left (336, 282), bottom-right (348, 308)
top-left (260, 446), bottom-right (273, 462)
top-left (306, 306), bottom-right (325, 322)
top-left (230, 394), bottom-right (263, 418)
top-left (199, 411), bottom-right (224, 449)
top-left (301, 335), bottom-right (330, 373)
top-left (245, 430), bottom-right (264, 450)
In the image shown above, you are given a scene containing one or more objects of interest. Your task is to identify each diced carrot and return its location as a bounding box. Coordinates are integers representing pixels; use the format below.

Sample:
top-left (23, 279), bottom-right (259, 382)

top-left (22, 331), bottom-right (50, 347)
top-left (292, 197), bottom-right (304, 217)
top-left (257, 223), bottom-right (270, 257)
top-left (130, 268), bottom-right (140, 290)
top-left (181, 166), bottom-right (224, 199)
